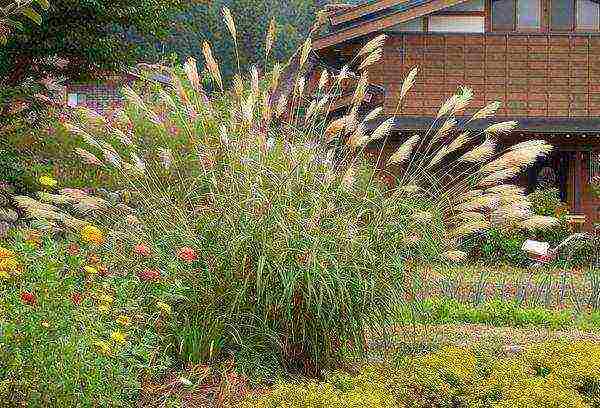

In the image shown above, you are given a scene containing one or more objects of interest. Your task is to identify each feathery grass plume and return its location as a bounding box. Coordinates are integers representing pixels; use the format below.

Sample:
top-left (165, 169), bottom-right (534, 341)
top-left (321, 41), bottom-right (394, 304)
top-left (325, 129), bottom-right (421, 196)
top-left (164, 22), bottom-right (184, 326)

top-left (131, 152), bottom-right (145, 173)
top-left (351, 72), bottom-right (368, 108)
top-left (356, 34), bottom-right (387, 58)
top-left (477, 167), bottom-right (520, 187)
top-left (121, 86), bottom-right (146, 110)
top-left (275, 94), bottom-right (288, 119)
top-left (358, 49), bottom-right (382, 71)
top-left (441, 250), bottom-right (467, 262)
top-left (436, 94), bottom-right (459, 118)
top-left (37, 192), bottom-right (74, 205)
top-left (486, 184), bottom-right (526, 196)
top-left (459, 138), bottom-right (496, 163)
top-left (450, 211), bottom-right (487, 224)
top-left (318, 69), bottom-right (329, 91)
top-left (64, 123), bottom-right (102, 150)
top-left (491, 203), bottom-right (532, 223)
top-left (262, 88), bottom-right (272, 123)
top-left (184, 57), bottom-right (201, 93)
top-left (315, 95), bottom-right (330, 115)
top-left (299, 38), bottom-right (312, 69)
top-left (222, 7), bottom-right (236, 40)
top-left (484, 121), bottom-right (518, 135)
top-left (471, 101), bottom-right (502, 120)
top-left (342, 166), bottom-right (356, 191)
top-left (233, 74), bottom-right (244, 100)
top-left (324, 115), bottom-right (351, 139)
top-left (427, 146), bottom-right (449, 168)
top-left (304, 100), bottom-right (317, 122)
top-left (451, 219), bottom-right (491, 237)
top-left (157, 148), bottom-right (173, 169)
top-left (388, 134), bottom-right (420, 165)
top-left (370, 117), bottom-right (394, 142)
top-left (432, 117), bottom-right (457, 144)
top-left (296, 76), bottom-right (306, 99)
top-left (410, 211), bottom-right (433, 223)
top-left (250, 65), bottom-right (260, 99)
top-left (520, 215), bottom-right (560, 231)
top-left (347, 123), bottom-right (368, 148)
top-left (364, 107), bottom-right (383, 122)
top-left (447, 131), bottom-right (472, 154)
top-left (242, 93), bottom-right (255, 125)
top-left (399, 67), bottom-right (418, 102)
top-left (202, 42), bottom-right (223, 90)
top-left (112, 128), bottom-right (133, 146)
top-left (265, 17), bottom-right (277, 59)
top-left (453, 87), bottom-right (473, 113)
top-left (75, 148), bottom-right (102, 166)
top-left (270, 63), bottom-right (282, 93)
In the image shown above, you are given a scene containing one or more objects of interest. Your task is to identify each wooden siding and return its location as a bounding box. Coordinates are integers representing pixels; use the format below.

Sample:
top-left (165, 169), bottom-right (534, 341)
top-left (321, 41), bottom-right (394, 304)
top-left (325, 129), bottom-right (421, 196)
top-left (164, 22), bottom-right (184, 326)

top-left (378, 32), bottom-right (600, 118)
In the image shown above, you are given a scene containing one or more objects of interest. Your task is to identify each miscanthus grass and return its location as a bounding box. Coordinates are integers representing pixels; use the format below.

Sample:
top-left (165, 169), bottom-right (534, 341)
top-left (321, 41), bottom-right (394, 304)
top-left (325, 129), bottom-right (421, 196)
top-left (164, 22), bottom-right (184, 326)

top-left (42, 10), bottom-right (557, 375)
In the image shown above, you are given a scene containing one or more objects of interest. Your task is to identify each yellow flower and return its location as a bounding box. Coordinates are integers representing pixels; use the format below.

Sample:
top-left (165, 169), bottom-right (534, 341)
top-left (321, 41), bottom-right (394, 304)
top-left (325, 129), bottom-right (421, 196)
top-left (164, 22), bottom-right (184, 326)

top-left (156, 301), bottom-right (172, 315)
top-left (93, 340), bottom-right (110, 355)
top-left (110, 331), bottom-right (127, 344)
top-left (98, 293), bottom-right (114, 304)
top-left (98, 304), bottom-right (110, 313)
top-left (0, 247), bottom-right (14, 260)
top-left (0, 270), bottom-right (9, 280)
top-left (84, 265), bottom-right (98, 275)
top-left (80, 225), bottom-right (105, 245)
top-left (41, 320), bottom-right (50, 328)
top-left (116, 315), bottom-right (131, 326)
top-left (0, 257), bottom-right (18, 270)
top-left (39, 175), bottom-right (58, 188)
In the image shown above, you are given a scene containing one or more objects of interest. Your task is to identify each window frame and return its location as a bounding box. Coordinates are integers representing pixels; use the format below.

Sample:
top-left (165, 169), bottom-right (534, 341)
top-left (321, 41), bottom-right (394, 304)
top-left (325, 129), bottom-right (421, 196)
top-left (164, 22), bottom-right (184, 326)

top-left (575, 0), bottom-right (600, 31)
top-left (490, 0), bottom-right (544, 32)
top-left (488, 0), bottom-right (600, 32)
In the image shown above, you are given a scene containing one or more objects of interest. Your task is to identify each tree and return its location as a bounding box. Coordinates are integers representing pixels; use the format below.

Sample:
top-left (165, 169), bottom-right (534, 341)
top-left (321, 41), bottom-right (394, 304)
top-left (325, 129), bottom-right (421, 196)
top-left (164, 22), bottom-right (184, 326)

top-left (1, 0), bottom-right (49, 44)
top-left (0, 0), bottom-right (187, 88)
top-left (137, 0), bottom-right (326, 81)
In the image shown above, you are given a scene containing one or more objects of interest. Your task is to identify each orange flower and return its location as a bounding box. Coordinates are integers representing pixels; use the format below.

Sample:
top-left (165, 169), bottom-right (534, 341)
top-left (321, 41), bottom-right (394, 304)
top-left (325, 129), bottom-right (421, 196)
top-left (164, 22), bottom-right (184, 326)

top-left (177, 247), bottom-right (198, 263)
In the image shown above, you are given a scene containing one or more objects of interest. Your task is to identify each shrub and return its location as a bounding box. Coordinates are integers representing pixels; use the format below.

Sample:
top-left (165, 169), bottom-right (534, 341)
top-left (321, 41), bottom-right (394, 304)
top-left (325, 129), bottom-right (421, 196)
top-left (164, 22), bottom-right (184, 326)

top-left (0, 229), bottom-right (174, 406)
top-left (243, 340), bottom-right (600, 408)
top-left (46, 13), bottom-right (555, 374)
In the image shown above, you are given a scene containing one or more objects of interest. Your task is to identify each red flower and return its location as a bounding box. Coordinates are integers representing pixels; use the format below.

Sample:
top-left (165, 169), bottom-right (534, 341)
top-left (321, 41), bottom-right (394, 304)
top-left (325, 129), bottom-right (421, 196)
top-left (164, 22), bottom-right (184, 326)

top-left (133, 243), bottom-right (152, 257)
top-left (20, 291), bottom-right (36, 306)
top-left (71, 292), bottom-right (83, 305)
top-left (138, 269), bottom-right (161, 282)
top-left (67, 243), bottom-right (80, 256)
top-left (177, 247), bottom-right (198, 263)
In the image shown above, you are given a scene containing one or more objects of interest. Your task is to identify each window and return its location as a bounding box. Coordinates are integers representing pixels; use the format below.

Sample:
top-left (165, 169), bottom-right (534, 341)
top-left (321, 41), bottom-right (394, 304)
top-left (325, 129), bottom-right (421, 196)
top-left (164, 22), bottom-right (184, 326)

top-left (550, 0), bottom-right (600, 31)
top-left (492, 0), bottom-right (516, 30)
top-left (577, 0), bottom-right (600, 30)
top-left (551, 0), bottom-right (575, 30)
top-left (429, 15), bottom-right (485, 32)
top-left (491, 0), bottom-right (542, 31)
top-left (518, 0), bottom-right (541, 28)
top-left (67, 93), bottom-right (79, 107)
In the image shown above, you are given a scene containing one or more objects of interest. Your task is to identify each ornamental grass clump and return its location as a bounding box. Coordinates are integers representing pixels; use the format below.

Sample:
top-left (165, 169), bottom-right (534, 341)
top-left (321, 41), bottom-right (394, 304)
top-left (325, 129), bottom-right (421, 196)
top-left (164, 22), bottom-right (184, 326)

top-left (59, 11), bottom-right (555, 373)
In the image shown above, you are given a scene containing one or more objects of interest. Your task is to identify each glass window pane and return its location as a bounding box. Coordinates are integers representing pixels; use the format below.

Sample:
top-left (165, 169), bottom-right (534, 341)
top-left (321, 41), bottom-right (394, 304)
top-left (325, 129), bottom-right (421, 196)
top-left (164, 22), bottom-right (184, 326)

top-left (492, 0), bottom-right (515, 30)
top-left (577, 0), bottom-right (600, 30)
top-left (551, 0), bottom-right (575, 30)
top-left (518, 0), bottom-right (541, 29)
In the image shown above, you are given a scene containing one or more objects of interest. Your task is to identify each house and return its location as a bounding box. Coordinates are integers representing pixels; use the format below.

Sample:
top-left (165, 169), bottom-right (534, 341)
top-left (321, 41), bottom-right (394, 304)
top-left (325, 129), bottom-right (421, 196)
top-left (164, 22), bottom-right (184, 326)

top-left (312, 0), bottom-right (600, 230)
top-left (64, 64), bottom-right (172, 112)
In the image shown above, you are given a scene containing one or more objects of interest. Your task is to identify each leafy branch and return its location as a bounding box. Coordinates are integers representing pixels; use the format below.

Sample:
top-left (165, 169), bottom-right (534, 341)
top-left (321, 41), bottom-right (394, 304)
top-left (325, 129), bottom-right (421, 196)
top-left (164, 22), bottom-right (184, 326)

top-left (0, 0), bottom-right (49, 43)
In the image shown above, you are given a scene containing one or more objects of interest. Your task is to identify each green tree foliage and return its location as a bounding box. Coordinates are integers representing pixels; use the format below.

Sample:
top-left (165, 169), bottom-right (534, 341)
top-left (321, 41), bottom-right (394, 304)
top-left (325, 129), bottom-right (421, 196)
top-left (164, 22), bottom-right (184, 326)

top-left (138, 0), bottom-right (325, 81)
top-left (0, 0), bottom-right (187, 88)
top-left (0, 0), bottom-right (49, 43)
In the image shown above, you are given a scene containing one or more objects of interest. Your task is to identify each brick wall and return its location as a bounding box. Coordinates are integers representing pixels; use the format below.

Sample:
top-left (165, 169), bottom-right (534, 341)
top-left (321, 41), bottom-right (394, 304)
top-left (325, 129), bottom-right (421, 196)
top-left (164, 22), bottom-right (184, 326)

top-left (379, 33), bottom-right (600, 118)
